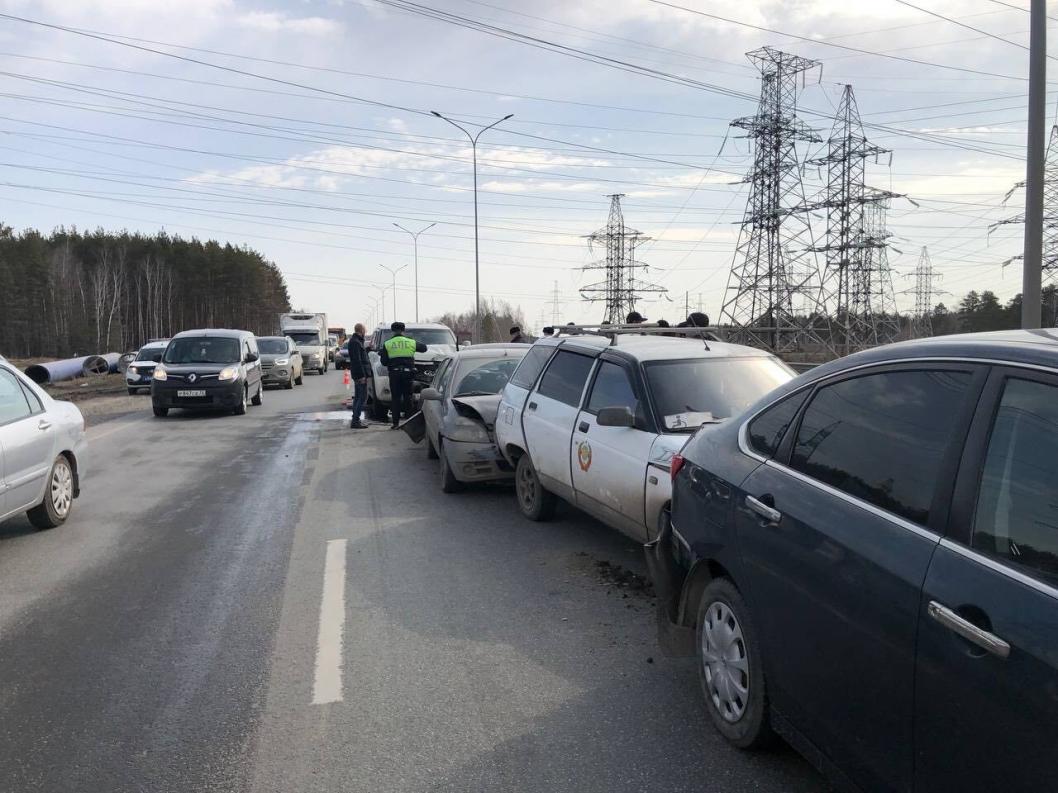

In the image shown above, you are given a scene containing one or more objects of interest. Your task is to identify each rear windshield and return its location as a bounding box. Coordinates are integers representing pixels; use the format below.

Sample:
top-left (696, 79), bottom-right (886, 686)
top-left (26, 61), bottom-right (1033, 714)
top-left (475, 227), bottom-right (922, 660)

top-left (287, 331), bottom-right (322, 346)
top-left (136, 346), bottom-right (165, 363)
top-left (163, 337), bottom-right (241, 365)
top-left (453, 355), bottom-right (524, 396)
top-left (258, 339), bottom-right (288, 354)
top-left (645, 357), bottom-right (794, 431)
top-left (376, 328), bottom-right (456, 347)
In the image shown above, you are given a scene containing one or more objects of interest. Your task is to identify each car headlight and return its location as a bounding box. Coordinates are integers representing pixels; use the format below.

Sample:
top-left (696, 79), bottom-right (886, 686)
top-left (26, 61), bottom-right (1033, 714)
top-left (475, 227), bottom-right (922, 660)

top-left (153, 367), bottom-right (167, 381)
top-left (129, 366), bottom-right (139, 375)
top-left (446, 417), bottom-right (491, 443)
top-left (218, 366), bottom-right (240, 382)
top-left (274, 358), bottom-right (289, 366)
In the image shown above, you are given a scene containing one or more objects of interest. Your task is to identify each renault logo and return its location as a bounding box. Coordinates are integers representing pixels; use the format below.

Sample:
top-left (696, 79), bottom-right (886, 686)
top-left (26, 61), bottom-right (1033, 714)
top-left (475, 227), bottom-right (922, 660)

top-left (188, 373), bottom-right (197, 383)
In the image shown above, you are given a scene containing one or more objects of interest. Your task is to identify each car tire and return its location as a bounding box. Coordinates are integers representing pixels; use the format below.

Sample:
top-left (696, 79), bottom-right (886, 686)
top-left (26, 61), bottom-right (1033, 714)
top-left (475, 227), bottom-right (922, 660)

top-left (515, 454), bottom-right (556, 521)
top-left (27, 455), bottom-right (74, 529)
top-left (233, 387), bottom-right (248, 415)
top-left (153, 406), bottom-right (168, 417)
top-left (252, 384), bottom-right (263, 406)
top-left (426, 434), bottom-right (439, 460)
top-left (439, 440), bottom-right (464, 493)
top-left (696, 578), bottom-right (774, 750)
top-left (370, 397), bottom-right (389, 422)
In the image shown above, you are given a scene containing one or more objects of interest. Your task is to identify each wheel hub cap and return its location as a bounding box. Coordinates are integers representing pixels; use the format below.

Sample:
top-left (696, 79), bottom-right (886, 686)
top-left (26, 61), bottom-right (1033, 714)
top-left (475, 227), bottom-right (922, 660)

top-left (51, 462), bottom-right (73, 518)
top-left (701, 601), bottom-right (749, 723)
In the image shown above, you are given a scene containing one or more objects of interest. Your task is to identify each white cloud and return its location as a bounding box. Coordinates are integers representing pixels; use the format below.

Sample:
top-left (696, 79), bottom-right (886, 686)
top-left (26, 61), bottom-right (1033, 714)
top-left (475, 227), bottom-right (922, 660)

top-left (237, 11), bottom-right (343, 35)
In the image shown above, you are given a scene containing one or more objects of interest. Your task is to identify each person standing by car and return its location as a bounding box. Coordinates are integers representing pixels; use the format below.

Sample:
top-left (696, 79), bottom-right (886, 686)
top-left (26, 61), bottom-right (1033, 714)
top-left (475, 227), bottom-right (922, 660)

top-left (347, 323), bottom-right (371, 429)
top-left (509, 325), bottom-right (527, 343)
top-left (380, 321), bottom-right (427, 429)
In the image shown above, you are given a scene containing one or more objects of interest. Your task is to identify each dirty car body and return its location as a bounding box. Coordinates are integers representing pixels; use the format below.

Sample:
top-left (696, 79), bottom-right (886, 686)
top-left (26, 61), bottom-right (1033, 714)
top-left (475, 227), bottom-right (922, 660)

top-left (407, 344), bottom-right (529, 483)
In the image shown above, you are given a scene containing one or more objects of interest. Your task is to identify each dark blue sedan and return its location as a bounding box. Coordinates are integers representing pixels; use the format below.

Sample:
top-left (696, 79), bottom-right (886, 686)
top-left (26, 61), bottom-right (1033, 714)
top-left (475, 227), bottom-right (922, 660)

top-left (647, 330), bottom-right (1058, 793)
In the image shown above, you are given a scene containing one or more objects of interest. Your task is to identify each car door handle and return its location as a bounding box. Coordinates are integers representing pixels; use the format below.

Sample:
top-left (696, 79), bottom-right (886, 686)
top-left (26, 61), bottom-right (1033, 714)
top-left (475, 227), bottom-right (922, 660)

top-left (578, 421), bottom-right (589, 433)
top-left (745, 495), bottom-right (781, 524)
top-left (927, 601), bottom-right (1010, 659)
top-left (527, 401), bottom-right (538, 411)
top-left (37, 419), bottom-right (52, 431)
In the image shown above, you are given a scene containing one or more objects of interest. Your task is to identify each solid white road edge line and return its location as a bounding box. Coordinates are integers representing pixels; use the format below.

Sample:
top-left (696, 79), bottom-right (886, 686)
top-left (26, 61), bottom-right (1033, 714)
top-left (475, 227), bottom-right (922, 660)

top-left (311, 539), bottom-right (348, 705)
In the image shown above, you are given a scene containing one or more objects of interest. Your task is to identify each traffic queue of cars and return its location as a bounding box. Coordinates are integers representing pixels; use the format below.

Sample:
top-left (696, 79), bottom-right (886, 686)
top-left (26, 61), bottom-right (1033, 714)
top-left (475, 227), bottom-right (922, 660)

top-left (401, 325), bottom-right (1058, 793)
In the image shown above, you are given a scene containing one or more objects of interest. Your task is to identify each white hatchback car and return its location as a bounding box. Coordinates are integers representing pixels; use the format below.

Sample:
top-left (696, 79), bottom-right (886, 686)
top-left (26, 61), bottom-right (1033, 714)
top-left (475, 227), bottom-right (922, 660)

top-left (0, 360), bottom-right (87, 528)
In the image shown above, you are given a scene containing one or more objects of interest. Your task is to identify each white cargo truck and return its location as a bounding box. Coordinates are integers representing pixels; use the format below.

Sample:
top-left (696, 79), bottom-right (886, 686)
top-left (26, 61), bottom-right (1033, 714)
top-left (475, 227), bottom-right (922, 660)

top-left (278, 312), bottom-right (329, 375)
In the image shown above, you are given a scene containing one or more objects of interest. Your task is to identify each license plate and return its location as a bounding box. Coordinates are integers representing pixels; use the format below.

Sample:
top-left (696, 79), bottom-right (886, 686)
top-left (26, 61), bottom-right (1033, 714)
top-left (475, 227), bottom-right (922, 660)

top-left (177, 389), bottom-right (206, 397)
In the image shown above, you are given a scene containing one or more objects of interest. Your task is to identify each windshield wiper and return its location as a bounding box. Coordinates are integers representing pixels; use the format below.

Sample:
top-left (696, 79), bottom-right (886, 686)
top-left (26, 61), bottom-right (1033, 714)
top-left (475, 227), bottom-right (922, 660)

top-left (454, 390), bottom-right (495, 397)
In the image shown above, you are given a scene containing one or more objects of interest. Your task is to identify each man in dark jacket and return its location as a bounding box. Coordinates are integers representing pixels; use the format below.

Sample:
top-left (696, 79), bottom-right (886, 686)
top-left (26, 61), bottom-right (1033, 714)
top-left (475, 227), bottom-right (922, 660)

top-left (348, 323), bottom-right (371, 429)
top-left (509, 325), bottom-right (527, 343)
top-left (380, 321), bottom-right (427, 429)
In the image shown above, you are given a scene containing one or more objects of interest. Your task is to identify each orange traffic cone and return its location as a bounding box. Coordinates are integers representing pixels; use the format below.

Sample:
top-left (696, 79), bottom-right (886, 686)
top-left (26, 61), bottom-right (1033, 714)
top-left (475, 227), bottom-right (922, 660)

top-left (342, 370), bottom-right (351, 390)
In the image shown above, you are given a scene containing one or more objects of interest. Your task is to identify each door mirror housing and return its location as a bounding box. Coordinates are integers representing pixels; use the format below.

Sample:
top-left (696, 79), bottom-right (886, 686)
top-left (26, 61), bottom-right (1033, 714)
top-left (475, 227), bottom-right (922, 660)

top-left (420, 387), bottom-right (442, 402)
top-left (596, 405), bottom-right (635, 428)
top-left (244, 352), bottom-right (259, 363)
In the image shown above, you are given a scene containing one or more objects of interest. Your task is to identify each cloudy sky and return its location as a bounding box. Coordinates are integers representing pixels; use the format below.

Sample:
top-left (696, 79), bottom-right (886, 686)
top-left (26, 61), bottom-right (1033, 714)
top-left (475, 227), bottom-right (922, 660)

top-left (0, 0), bottom-right (1045, 331)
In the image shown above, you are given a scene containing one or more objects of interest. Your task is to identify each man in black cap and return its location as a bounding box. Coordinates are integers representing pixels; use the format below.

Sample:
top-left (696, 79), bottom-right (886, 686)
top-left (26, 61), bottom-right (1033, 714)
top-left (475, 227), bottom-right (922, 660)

top-left (687, 311), bottom-right (710, 327)
top-left (509, 325), bottom-right (527, 343)
top-left (379, 321), bottom-right (427, 429)
top-left (626, 310), bottom-right (646, 324)
top-left (542, 326), bottom-right (554, 338)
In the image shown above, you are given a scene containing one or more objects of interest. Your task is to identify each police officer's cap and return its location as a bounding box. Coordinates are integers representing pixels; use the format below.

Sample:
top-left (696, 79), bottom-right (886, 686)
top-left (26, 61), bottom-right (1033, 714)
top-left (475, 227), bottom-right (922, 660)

top-left (391, 321), bottom-right (405, 333)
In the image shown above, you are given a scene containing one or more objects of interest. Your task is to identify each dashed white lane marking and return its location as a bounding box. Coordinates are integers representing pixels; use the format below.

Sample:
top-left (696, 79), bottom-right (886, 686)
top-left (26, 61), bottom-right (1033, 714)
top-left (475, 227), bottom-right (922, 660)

top-left (312, 539), bottom-right (348, 705)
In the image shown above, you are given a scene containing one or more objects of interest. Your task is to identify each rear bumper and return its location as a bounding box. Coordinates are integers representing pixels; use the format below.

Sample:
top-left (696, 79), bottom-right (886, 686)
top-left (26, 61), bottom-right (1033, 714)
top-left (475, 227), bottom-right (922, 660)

top-left (643, 512), bottom-right (696, 657)
top-left (444, 439), bottom-right (514, 482)
top-left (151, 380), bottom-right (244, 410)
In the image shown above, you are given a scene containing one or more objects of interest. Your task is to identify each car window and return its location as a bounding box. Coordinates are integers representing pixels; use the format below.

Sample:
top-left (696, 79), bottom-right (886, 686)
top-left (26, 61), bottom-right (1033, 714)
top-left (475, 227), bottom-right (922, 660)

top-left (137, 345), bottom-right (165, 363)
top-left (0, 368), bottom-right (33, 425)
top-left (748, 391), bottom-right (808, 458)
top-left (510, 346), bottom-right (553, 389)
top-left (164, 337), bottom-right (241, 364)
top-left (435, 359), bottom-right (455, 396)
top-left (536, 351), bottom-right (595, 408)
top-left (258, 339), bottom-right (287, 354)
top-left (19, 381), bottom-right (44, 414)
top-left (587, 361), bottom-right (637, 413)
top-left (790, 369), bottom-right (972, 525)
top-left (453, 357), bottom-right (521, 396)
top-left (972, 378), bottom-right (1058, 585)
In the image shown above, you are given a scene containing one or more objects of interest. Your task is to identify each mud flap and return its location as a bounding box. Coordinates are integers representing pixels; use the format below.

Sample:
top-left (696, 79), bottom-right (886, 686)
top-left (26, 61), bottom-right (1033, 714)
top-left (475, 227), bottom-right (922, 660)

top-left (643, 516), bottom-right (696, 658)
top-left (399, 410), bottom-right (426, 443)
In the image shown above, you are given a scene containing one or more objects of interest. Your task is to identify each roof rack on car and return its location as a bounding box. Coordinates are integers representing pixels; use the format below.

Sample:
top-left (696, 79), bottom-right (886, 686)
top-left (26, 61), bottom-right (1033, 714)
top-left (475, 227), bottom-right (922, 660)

top-left (556, 323), bottom-right (719, 350)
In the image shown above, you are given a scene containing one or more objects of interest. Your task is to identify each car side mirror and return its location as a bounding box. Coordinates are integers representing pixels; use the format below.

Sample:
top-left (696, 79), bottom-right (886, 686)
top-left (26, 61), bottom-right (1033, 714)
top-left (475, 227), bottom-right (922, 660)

top-left (244, 352), bottom-right (259, 363)
top-left (420, 387), bottom-right (442, 401)
top-left (596, 405), bottom-right (635, 428)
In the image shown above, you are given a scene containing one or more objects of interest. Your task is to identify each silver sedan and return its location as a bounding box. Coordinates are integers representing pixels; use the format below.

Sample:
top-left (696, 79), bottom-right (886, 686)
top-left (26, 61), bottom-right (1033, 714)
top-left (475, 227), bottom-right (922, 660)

top-left (0, 360), bottom-right (87, 528)
top-left (403, 344), bottom-right (528, 492)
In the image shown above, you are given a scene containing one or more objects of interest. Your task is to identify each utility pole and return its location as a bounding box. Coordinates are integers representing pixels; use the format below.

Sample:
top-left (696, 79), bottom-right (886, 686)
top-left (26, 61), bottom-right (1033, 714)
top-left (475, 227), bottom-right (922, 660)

top-left (1024, 0), bottom-right (1047, 328)
top-left (393, 222), bottom-right (436, 322)
top-left (375, 286), bottom-right (388, 325)
top-left (431, 111), bottom-right (514, 343)
top-left (543, 280), bottom-right (563, 326)
top-left (378, 264), bottom-right (406, 322)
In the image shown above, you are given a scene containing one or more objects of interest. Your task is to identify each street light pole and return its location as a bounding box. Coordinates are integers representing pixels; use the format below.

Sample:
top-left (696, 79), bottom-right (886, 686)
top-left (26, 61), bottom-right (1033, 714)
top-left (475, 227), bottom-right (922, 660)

top-left (393, 222), bottom-right (436, 322)
top-left (1022, 0), bottom-right (1047, 329)
top-left (375, 286), bottom-right (388, 325)
top-left (378, 264), bottom-right (407, 323)
top-left (431, 111), bottom-right (513, 343)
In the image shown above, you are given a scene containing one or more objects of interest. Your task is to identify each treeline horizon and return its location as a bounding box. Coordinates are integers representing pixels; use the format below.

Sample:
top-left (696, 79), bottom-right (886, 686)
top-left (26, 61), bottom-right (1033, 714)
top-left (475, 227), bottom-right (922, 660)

top-left (0, 226), bottom-right (291, 358)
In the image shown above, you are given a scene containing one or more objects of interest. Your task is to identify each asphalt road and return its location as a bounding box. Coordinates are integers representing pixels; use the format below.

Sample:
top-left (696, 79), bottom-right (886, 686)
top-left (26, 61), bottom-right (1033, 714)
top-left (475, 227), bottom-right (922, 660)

top-left (0, 370), bottom-right (828, 793)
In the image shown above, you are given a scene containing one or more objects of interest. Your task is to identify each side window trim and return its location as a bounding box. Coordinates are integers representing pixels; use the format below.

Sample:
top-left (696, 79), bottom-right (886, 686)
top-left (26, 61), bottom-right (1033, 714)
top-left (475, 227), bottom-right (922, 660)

top-left (19, 380), bottom-right (44, 415)
top-left (777, 362), bottom-right (986, 535)
top-left (947, 365), bottom-right (1058, 594)
top-left (534, 350), bottom-right (597, 408)
top-left (0, 368), bottom-right (34, 426)
top-left (583, 358), bottom-right (637, 416)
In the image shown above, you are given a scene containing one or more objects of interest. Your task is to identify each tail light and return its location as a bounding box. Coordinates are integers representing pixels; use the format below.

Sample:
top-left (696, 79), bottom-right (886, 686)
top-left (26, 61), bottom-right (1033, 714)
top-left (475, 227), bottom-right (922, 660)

top-left (670, 452), bottom-right (686, 482)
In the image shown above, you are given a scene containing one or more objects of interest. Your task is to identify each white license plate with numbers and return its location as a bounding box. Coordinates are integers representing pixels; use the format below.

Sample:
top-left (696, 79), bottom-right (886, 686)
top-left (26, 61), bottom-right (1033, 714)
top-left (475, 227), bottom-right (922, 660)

top-left (177, 389), bottom-right (206, 397)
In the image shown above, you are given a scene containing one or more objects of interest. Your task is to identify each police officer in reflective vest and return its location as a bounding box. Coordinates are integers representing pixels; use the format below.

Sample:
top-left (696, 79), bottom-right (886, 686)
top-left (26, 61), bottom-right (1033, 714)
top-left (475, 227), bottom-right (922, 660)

top-left (379, 321), bottom-right (427, 429)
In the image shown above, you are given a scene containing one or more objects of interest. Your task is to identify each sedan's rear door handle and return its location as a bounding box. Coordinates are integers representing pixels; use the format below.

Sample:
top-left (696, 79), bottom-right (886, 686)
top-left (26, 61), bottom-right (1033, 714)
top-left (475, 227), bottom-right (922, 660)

top-left (578, 421), bottom-right (589, 433)
top-left (927, 601), bottom-right (1010, 659)
top-left (527, 401), bottom-right (538, 411)
top-left (37, 419), bottom-right (52, 431)
top-left (745, 495), bottom-right (781, 524)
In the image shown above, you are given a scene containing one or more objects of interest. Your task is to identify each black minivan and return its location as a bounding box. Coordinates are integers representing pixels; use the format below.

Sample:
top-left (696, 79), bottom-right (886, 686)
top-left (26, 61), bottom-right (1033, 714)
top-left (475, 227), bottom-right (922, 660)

top-left (151, 329), bottom-right (264, 417)
top-left (648, 329), bottom-right (1058, 793)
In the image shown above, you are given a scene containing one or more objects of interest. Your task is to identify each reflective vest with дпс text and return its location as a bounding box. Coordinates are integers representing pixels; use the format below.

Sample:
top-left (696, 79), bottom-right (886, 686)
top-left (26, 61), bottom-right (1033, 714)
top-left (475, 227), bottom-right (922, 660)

top-left (383, 335), bottom-right (417, 366)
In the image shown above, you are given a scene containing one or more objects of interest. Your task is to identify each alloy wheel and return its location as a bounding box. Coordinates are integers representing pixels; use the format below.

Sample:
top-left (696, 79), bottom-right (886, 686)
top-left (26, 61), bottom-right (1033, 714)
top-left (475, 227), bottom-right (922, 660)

top-left (51, 459), bottom-right (73, 518)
